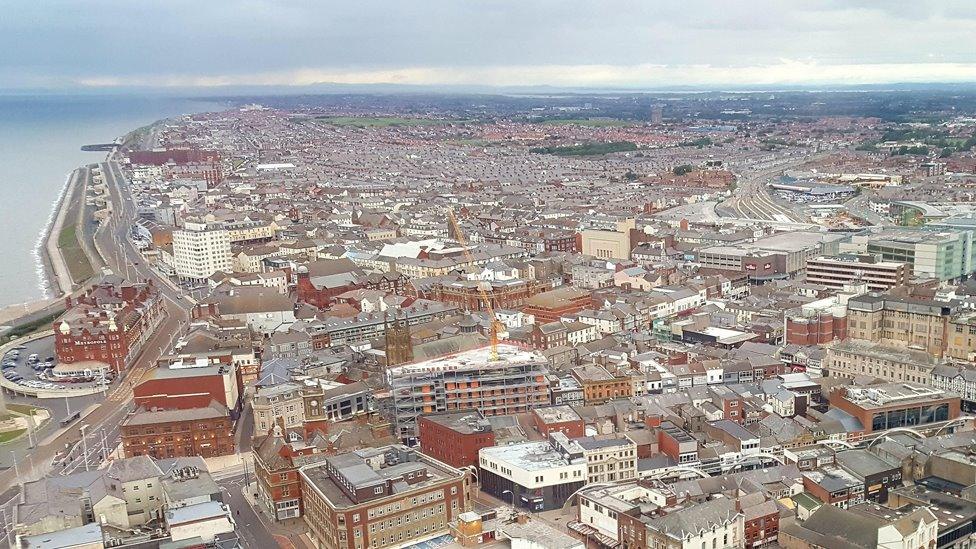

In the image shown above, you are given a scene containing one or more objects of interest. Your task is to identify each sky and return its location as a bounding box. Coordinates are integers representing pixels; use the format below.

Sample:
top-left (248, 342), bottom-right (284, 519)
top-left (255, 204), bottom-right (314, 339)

top-left (4, 0), bottom-right (976, 90)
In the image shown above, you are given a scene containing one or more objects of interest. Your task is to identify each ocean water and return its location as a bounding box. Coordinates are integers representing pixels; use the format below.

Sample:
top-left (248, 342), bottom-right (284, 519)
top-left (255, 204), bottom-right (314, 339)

top-left (0, 94), bottom-right (222, 307)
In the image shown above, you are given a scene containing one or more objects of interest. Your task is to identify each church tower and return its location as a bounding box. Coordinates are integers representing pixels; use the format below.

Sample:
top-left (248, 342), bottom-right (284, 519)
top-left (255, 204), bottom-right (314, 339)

top-left (385, 313), bottom-right (414, 367)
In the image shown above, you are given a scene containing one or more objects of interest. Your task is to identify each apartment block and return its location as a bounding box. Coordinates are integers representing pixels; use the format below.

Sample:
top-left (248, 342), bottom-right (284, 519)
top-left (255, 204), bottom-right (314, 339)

top-left (172, 219), bottom-right (232, 282)
top-left (388, 345), bottom-right (550, 443)
top-left (805, 254), bottom-right (910, 291)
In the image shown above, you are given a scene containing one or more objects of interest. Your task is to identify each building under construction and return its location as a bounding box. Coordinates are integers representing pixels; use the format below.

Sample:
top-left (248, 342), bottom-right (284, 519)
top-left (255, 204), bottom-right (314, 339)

top-left (388, 344), bottom-right (550, 443)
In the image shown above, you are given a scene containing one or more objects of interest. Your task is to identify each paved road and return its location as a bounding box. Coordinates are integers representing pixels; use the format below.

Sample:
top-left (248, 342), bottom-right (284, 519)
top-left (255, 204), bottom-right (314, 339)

top-left (217, 473), bottom-right (278, 549)
top-left (0, 158), bottom-right (191, 495)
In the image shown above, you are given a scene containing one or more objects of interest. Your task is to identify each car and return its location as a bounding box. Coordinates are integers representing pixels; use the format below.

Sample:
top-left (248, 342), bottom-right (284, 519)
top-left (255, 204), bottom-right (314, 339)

top-left (26, 354), bottom-right (39, 364)
top-left (45, 356), bottom-right (54, 363)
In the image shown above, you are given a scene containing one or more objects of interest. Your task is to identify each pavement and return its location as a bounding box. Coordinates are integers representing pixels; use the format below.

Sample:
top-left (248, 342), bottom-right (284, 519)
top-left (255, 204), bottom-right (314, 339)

top-left (0, 158), bottom-right (191, 495)
top-left (218, 473), bottom-right (314, 549)
top-left (44, 168), bottom-right (82, 296)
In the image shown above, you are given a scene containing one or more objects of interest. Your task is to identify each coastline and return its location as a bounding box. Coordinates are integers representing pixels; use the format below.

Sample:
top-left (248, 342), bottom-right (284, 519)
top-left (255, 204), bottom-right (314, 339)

top-left (33, 171), bottom-right (73, 300)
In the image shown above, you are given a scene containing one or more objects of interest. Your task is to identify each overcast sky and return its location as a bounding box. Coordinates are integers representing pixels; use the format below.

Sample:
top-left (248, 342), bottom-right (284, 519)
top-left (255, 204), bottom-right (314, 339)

top-left (4, 0), bottom-right (976, 90)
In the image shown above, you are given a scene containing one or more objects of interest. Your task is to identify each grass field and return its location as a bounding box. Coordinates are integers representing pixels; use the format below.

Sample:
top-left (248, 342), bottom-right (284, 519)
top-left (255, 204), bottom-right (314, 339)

top-left (0, 429), bottom-right (25, 444)
top-left (8, 403), bottom-right (38, 416)
top-left (0, 310), bottom-right (62, 344)
top-left (530, 141), bottom-right (639, 156)
top-left (316, 116), bottom-right (468, 128)
top-left (57, 224), bottom-right (94, 285)
top-left (537, 118), bottom-right (630, 127)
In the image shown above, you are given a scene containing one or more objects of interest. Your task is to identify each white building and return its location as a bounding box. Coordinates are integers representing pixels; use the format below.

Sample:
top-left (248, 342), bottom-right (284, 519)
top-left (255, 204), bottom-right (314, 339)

top-left (173, 220), bottom-right (232, 282)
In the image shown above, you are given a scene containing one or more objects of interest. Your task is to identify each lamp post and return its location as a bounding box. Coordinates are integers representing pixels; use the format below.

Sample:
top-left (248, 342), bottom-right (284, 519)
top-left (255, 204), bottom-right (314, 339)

top-left (501, 489), bottom-right (516, 515)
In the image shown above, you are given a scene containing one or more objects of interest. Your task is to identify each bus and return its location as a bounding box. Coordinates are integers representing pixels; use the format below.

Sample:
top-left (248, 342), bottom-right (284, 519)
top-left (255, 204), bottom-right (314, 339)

top-left (60, 411), bottom-right (81, 427)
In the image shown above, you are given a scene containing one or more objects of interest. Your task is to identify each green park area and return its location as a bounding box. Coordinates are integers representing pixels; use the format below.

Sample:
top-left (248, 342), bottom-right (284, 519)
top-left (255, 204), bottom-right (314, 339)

top-left (536, 117), bottom-right (630, 127)
top-left (58, 224), bottom-right (94, 285)
top-left (530, 141), bottom-right (639, 156)
top-left (0, 403), bottom-right (46, 444)
top-left (316, 116), bottom-right (468, 128)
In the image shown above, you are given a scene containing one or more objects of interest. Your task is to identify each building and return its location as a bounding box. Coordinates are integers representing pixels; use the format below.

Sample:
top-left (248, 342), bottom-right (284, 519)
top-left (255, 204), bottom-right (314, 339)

top-left (552, 432), bottom-right (637, 484)
top-left (931, 362), bottom-right (976, 413)
top-left (845, 292), bottom-right (957, 358)
top-left (805, 254), bottom-right (910, 291)
top-left (779, 502), bottom-right (938, 549)
top-left (643, 498), bottom-right (744, 549)
top-left (172, 219), bottom-right (232, 282)
top-left (571, 364), bottom-right (633, 405)
top-left (133, 358), bottom-right (241, 414)
top-left (388, 344), bottom-right (550, 443)
top-left (839, 228), bottom-right (976, 282)
top-left (120, 400), bottom-right (235, 459)
top-left (14, 455), bottom-right (228, 546)
top-left (417, 412), bottom-right (496, 469)
top-left (581, 219), bottom-right (636, 260)
top-left (253, 382), bottom-right (306, 434)
top-left (252, 430), bottom-right (331, 521)
top-left (520, 286), bottom-right (592, 324)
top-left (54, 277), bottom-right (165, 373)
top-left (418, 278), bottom-right (547, 312)
top-left (531, 406), bottom-right (585, 438)
top-left (828, 383), bottom-right (961, 435)
top-left (478, 439), bottom-right (587, 512)
top-left (300, 445), bottom-right (470, 549)
top-left (825, 339), bottom-right (939, 385)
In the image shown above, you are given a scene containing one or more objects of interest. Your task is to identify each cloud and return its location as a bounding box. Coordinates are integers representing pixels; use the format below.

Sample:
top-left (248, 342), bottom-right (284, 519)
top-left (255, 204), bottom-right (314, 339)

top-left (3, 1), bottom-right (976, 89)
top-left (75, 61), bottom-right (976, 89)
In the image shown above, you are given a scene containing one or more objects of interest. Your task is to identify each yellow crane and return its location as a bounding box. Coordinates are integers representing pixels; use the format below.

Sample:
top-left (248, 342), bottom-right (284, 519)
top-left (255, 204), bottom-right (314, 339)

top-left (446, 209), bottom-right (502, 361)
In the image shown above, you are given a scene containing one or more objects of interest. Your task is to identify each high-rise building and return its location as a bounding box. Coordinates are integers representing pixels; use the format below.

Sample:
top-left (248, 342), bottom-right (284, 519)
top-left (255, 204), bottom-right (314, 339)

top-left (388, 344), bottom-right (550, 443)
top-left (650, 104), bottom-right (664, 124)
top-left (172, 219), bottom-right (232, 282)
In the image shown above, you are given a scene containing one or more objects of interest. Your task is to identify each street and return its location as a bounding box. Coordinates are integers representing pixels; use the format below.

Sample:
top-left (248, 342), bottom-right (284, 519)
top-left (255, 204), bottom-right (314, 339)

top-left (217, 473), bottom-right (279, 549)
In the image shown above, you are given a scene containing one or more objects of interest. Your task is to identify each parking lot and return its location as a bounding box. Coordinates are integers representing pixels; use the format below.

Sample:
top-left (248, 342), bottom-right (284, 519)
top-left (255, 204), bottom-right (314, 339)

top-left (1, 335), bottom-right (108, 393)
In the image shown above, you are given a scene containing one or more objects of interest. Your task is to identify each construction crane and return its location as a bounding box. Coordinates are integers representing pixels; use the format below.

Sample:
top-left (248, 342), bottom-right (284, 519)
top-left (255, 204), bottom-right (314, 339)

top-left (446, 209), bottom-right (503, 361)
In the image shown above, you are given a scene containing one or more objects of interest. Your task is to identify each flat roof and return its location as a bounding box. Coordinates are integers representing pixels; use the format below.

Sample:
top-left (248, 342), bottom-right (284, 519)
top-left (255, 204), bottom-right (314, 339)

top-left (480, 440), bottom-right (582, 472)
top-left (387, 344), bottom-right (546, 376)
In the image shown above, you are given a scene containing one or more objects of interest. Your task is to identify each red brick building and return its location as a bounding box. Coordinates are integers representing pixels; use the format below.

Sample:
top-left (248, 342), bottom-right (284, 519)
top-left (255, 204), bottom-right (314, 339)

top-left (418, 412), bottom-right (496, 469)
top-left (785, 310), bottom-right (847, 345)
top-left (414, 279), bottom-right (547, 312)
top-left (531, 406), bottom-right (585, 438)
top-left (252, 430), bottom-right (330, 521)
top-left (54, 278), bottom-right (164, 373)
top-left (295, 259), bottom-right (408, 309)
top-left (520, 286), bottom-right (591, 324)
top-left (120, 400), bottom-right (234, 459)
top-left (300, 446), bottom-right (470, 549)
top-left (133, 361), bottom-right (242, 416)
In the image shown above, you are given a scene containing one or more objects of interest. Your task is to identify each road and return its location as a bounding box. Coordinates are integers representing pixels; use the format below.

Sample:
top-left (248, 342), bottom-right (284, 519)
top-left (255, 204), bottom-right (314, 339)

top-left (0, 158), bottom-right (192, 496)
top-left (217, 473), bottom-right (278, 549)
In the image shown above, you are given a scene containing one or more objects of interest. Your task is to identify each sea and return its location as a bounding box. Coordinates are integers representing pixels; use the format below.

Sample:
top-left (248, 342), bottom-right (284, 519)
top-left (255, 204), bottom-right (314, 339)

top-left (0, 94), bottom-right (223, 307)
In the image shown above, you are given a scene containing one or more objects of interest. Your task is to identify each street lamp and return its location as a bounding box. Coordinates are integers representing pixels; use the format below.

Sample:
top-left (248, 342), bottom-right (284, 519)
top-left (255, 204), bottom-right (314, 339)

top-left (501, 489), bottom-right (516, 515)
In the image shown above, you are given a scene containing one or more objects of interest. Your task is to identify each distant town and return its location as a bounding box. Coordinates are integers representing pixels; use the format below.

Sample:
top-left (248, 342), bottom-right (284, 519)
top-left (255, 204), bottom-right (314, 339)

top-left (7, 89), bottom-right (976, 549)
